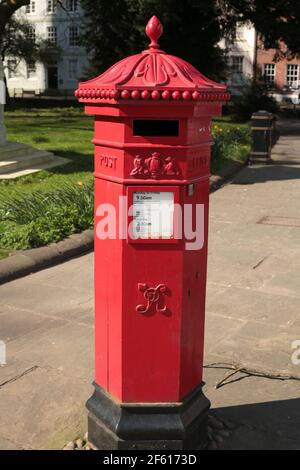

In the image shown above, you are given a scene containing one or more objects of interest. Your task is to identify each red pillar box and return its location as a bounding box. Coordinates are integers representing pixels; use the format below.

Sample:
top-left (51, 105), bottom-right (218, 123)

top-left (75, 16), bottom-right (230, 450)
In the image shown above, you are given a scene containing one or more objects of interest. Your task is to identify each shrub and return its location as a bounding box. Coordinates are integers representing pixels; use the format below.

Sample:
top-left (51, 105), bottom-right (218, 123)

top-left (231, 81), bottom-right (279, 122)
top-left (0, 222), bottom-right (32, 250)
top-left (0, 182), bottom-right (93, 224)
top-left (211, 124), bottom-right (251, 172)
top-left (0, 182), bottom-right (94, 250)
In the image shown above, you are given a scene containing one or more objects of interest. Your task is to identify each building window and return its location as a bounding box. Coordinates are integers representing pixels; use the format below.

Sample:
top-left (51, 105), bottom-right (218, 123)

top-left (27, 26), bottom-right (36, 42)
top-left (47, 0), bottom-right (57, 13)
top-left (286, 64), bottom-right (299, 88)
top-left (263, 64), bottom-right (275, 84)
top-left (69, 26), bottom-right (79, 46)
top-left (67, 0), bottom-right (79, 11)
top-left (47, 26), bottom-right (57, 44)
top-left (25, 1), bottom-right (36, 13)
top-left (68, 59), bottom-right (78, 79)
top-left (7, 60), bottom-right (17, 79)
top-left (231, 56), bottom-right (244, 74)
top-left (235, 27), bottom-right (244, 40)
top-left (27, 62), bottom-right (36, 79)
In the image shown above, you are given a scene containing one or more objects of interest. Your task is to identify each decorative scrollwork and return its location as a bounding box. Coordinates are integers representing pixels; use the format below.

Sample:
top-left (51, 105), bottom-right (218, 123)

top-left (136, 283), bottom-right (168, 315)
top-left (131, 152), bottom-right (181, 179)
top-left (74, 17), bottom-right (230, 103)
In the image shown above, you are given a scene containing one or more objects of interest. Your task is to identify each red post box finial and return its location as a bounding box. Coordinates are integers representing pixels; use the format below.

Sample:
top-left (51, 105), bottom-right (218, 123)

top-left (146, 15), bottom-right (163, 49)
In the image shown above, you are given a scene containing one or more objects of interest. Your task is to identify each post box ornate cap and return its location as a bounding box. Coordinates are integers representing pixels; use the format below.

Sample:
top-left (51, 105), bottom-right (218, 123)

top-left (75, 16), bottom-right (230, 104)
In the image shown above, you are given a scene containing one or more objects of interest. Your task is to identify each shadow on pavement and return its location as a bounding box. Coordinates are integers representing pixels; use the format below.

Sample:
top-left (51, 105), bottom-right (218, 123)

top-left (212, 398), bottom-right (300, 450)
top-left (231, 118), bottom-right (300, 185)
top-left (233, 163), bottom-right (300, 185)
top-left (277, 120), bottom-right (300, 136)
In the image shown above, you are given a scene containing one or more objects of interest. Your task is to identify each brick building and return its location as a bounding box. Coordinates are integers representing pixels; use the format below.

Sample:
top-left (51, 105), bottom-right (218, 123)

top-left (257, 39), bottom-right (300, 105)
top-left (221, 26), bottom-right (300, 105)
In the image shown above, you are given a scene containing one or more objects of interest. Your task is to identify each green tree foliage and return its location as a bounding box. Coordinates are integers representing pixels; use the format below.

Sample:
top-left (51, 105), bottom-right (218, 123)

top-left (216, 0), bottom-right (300, 58)
top-left (80, 0), bottom-right (300, 80)
top-left (0, 0), bottom-right (30, 45)
top-left (0, 0), bottom-right (63, 69)
top-left (1, 17), bottom-right (38, 64)
top-left (80, 0), bottom-right (227, 80)
top-left (231, 80), bottom-right (279, 122)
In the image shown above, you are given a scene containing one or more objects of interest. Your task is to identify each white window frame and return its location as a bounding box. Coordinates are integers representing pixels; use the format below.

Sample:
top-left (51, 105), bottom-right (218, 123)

top-left (27, 62), bottom-right (36, 79)
top-left (286, 64), bottom-right (299, 88)
top-left (235, 27), bottom-right (244, 40)
top-left (69, 26), bottom-right (79, 46)
top-left (263, 64), bottom-right (275, 84)
top-left (7, 60), bottom-right (18, 79)
top-left (47, 0), bottom-right (57, 14)
top-left (47, 26), bottom-right (57, 45)
top-left (25, 1), bottom-right (36, 14)
top-left (27, 26), bottom-right (36, 42)
top-left (67, 0), bottom-right (79, 12)
top-left (231, 56), bottom-right (244, 74)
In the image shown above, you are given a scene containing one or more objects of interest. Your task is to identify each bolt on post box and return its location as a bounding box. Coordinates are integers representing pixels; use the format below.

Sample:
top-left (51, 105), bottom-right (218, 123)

top-left (75, 15), bottom-right (230, 450)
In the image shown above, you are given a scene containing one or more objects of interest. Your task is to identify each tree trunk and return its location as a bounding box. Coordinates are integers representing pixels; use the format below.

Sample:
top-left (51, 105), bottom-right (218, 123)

top-left (0, 1), bottom-right (30, 145)
top-left (0, 57), bottom-right (6, 144)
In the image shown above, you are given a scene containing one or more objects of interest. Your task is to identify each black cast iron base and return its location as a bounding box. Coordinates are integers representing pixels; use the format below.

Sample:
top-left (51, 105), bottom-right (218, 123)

top-left (86, 383), bottom-right (210, 450)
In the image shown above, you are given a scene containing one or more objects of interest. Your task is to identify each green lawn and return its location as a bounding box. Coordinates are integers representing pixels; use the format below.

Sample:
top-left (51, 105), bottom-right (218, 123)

top-left (2, 108), bottom-right (250, 194)
top-left (0, 107), bottom-right (250, 257)
top-left (1, 107), bottom-right (94, 197)
top-left (213, 115), bottom-right (250, 129)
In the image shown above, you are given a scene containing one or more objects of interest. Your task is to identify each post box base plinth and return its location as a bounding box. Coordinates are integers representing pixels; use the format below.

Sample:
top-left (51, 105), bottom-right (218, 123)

top-left (86, 383), bottom-right (210, 450)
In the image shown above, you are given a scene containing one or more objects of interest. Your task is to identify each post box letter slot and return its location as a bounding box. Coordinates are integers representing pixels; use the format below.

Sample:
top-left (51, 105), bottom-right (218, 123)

top-left (133, 120), bottom-right (179, 137)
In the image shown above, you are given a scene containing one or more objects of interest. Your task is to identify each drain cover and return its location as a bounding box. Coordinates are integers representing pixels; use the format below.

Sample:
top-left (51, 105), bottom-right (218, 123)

top-left (258, 216), bottom-right (300, 227)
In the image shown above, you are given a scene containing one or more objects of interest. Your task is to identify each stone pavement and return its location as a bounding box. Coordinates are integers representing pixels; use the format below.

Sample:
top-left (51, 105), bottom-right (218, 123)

top-left (0, 254), bottom-right (94, 450)
top-left (204, 118), bottom-right (300, 449)
top-left (205, 120), bottom-right (300, 377)
top-left (0, 120), bottom-right (300, 449)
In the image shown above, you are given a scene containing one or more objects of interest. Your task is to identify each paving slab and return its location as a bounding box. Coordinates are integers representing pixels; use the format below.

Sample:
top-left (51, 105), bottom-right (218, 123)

top-left (0, 437), bottom-right (21, 450)
top-left (203, 366), bottom-right (300, 450)
top-left (206, 285), bottom-right (300, 327)
top-left (0, 366), bottom-right (92, 449)
top-left (0, 306), bottom-right (66, 343)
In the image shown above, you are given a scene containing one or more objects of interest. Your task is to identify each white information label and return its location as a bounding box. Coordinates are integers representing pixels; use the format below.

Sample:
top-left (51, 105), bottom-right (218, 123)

top-left (132, 191), bottom-right (175, 239)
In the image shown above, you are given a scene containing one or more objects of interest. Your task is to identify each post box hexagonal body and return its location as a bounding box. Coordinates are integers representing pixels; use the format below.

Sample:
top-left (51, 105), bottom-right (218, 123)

top-left (76, 16), bottom-right (230, 449)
